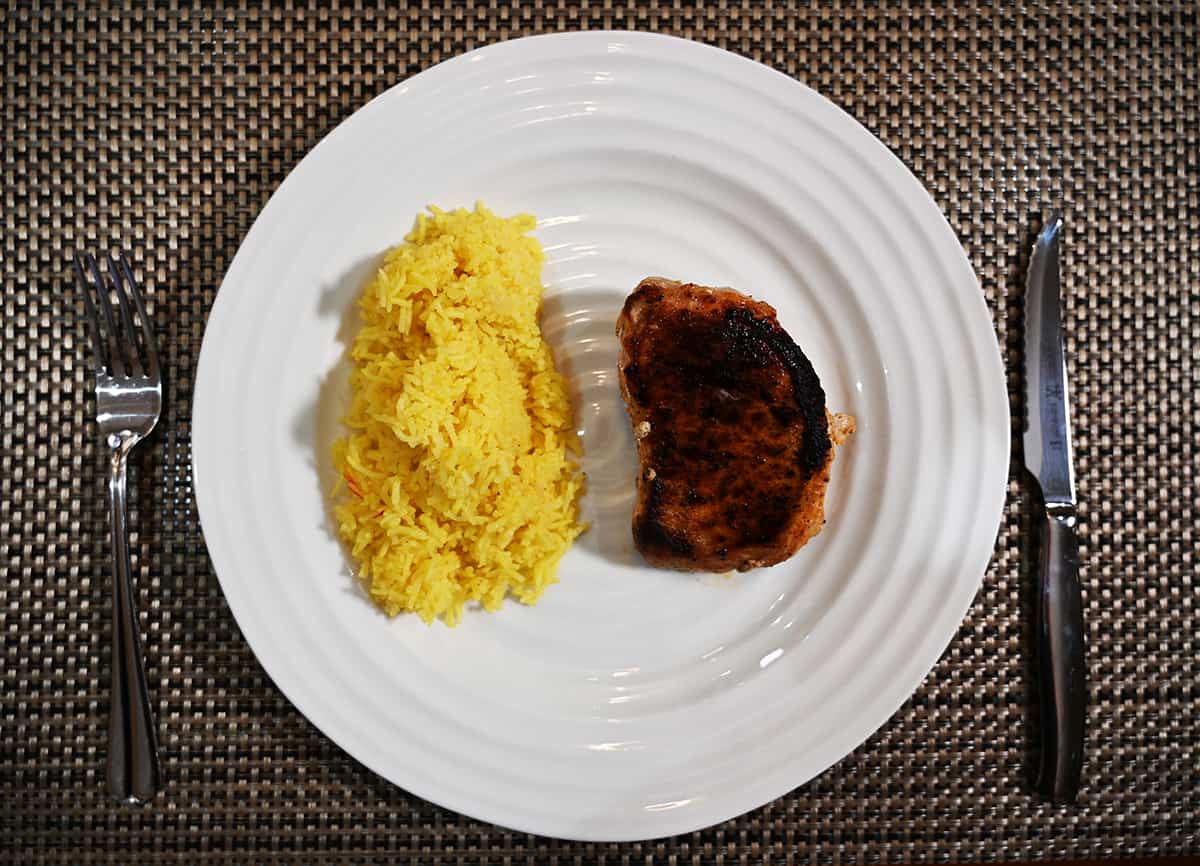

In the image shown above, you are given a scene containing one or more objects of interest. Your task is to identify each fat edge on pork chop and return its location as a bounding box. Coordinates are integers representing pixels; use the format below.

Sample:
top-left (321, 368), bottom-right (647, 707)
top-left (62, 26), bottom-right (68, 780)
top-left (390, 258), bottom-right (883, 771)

top-left (616, 277), bottom-right (854, 572)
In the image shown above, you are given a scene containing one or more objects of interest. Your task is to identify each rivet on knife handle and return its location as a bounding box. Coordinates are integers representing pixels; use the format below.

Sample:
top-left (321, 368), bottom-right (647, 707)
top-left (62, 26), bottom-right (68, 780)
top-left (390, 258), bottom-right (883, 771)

top-left (1022, 215), bottom-right (1085, 802)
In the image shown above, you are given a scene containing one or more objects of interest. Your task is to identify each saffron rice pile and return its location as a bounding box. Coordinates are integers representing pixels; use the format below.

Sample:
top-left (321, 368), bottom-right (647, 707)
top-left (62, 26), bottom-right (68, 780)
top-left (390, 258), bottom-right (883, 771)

top-left (332, 204), bottom-right (584, 625)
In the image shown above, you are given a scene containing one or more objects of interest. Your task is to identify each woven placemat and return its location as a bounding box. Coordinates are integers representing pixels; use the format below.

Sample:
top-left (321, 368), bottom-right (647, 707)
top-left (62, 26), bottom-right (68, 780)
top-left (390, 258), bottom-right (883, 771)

top-left (3, 2), bottom-right (1196, 863)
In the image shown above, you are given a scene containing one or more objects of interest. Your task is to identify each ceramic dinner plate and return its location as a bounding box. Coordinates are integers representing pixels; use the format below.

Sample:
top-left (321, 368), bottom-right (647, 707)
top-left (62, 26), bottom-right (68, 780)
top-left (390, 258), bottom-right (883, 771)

top-left (193, 32), bottom-right (1008, 841)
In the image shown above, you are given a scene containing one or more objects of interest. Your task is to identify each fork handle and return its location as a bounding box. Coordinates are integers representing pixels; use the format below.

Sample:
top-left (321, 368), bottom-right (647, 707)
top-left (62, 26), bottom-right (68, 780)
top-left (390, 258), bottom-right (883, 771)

top-left (107, 445), bottom-right (160, 803)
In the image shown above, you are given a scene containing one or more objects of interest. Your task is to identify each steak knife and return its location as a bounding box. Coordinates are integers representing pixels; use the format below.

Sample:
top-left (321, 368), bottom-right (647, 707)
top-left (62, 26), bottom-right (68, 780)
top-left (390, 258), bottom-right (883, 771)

top-left (1023, 215), bottom-right (1085, 802)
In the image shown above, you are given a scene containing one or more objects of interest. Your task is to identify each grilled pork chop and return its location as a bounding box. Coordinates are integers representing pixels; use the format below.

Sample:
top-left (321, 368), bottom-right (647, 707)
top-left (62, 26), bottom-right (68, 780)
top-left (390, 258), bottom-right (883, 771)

top-left (616, 277), bottom-right (853, 572)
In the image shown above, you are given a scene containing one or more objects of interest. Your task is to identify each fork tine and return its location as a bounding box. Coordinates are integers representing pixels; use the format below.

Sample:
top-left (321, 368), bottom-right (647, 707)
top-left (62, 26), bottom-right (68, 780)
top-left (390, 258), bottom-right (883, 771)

top-left (115, 252), bottom-right (159, 378)
top-left (85, 253), bottom-right (128, 377)
top-left (72, 253), bottom-right (109, 373)
top-left (106, 252), bottom-right (145, 377)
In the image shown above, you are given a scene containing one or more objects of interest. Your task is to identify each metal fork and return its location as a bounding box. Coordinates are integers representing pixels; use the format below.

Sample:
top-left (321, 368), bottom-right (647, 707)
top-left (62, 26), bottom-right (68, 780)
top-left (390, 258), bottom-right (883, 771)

top-left (73, 251), bottom-right (162, 803)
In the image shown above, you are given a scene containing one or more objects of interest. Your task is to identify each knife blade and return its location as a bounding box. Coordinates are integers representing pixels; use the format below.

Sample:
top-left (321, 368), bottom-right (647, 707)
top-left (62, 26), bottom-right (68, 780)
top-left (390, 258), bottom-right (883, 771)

top-left (1023, 214), bottom-right (1085, 803)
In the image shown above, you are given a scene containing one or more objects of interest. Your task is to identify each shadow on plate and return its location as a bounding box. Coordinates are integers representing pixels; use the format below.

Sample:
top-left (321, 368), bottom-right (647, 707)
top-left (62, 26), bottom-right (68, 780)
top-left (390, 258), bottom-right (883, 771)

top-left (291, 251), bottom-right (382, 607)
top-left (541, 289), bottom-right (651, 571)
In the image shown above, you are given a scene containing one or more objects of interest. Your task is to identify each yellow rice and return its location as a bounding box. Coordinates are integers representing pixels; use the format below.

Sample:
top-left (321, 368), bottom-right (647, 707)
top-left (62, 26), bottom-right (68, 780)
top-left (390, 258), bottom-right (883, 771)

top-left (331, 204), bottom-right (585, 625)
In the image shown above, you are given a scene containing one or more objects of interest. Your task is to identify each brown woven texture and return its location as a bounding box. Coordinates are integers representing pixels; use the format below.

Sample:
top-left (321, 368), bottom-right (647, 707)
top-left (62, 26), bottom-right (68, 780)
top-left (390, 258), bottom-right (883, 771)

top-left (2, 1), bottom-right (1197, 863)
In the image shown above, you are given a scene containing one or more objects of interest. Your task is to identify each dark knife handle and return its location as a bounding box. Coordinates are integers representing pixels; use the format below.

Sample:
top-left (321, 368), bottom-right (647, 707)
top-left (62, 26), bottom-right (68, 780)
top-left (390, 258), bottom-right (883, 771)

top-left (1035, 510), bottom-right (1085, 802)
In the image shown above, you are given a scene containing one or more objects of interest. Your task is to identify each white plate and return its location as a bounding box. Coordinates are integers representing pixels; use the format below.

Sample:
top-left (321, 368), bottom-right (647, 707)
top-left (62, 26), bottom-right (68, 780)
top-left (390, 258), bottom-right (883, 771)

top-left (193, 32), bottom-right (1008, 841)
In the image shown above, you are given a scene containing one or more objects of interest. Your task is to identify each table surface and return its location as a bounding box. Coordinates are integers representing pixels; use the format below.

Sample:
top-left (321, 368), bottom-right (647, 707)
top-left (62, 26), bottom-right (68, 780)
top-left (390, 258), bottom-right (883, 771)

top-left (3, 2), bottom-right (1197, 863)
